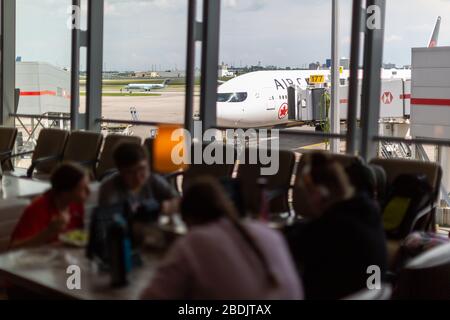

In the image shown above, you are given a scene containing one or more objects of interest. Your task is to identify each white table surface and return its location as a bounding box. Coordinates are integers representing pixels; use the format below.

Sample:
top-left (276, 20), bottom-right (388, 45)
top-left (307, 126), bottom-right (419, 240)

top-left (0, 174), bottom-right (50, 200)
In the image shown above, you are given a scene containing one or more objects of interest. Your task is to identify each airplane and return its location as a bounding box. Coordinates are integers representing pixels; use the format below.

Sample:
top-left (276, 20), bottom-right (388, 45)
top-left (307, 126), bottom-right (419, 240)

top-left (125, 79), bottom-right (170, 92)
top-left (217, 16), bottom-right (441, 128)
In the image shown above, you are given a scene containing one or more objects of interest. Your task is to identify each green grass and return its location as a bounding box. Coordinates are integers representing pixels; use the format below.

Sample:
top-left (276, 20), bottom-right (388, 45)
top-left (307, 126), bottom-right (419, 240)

top-left (79, 78), bottom-right (201, 86)
top-left (80, 92), bottom-right (162, 97)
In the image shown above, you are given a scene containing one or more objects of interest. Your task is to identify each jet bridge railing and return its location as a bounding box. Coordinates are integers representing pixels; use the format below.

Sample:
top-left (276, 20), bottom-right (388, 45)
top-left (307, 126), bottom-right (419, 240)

top-left (10, 113), bottom-right (71, 145)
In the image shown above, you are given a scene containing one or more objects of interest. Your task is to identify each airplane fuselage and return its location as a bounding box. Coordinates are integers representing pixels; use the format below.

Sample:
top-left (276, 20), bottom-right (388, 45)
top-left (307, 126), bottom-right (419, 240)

top-left (217, 69), bottom-right (411, 128)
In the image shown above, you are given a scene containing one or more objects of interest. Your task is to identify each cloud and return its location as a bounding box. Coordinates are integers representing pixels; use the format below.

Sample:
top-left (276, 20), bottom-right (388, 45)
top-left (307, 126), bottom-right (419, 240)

top-left (223, 0), bottom-right (269, 12)
top-left (385, 35), bottom-right (402, 43)
top-left (16, 0), bottom-right (450, 70)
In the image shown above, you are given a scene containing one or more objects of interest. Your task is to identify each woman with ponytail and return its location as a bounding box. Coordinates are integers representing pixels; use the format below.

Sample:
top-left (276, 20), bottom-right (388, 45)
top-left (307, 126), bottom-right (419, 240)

top-left (141, 177), bottom-right (303, 300)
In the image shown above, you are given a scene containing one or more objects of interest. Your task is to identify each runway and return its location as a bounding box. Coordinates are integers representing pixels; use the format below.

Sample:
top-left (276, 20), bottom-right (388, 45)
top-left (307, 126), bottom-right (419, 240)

top-left (82, 91), bottom-right (327, 151)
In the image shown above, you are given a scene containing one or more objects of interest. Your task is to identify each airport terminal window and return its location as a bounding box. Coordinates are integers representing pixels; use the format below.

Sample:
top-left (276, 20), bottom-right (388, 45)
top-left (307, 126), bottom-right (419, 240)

top-left (217, 0), bottom-right (354, 153)
top-left (15, 0), bottom-right (73, 167)
top-left (372, 2), bottom-right (450, 229)
top-left (101, 0), bottom-right (189, 141)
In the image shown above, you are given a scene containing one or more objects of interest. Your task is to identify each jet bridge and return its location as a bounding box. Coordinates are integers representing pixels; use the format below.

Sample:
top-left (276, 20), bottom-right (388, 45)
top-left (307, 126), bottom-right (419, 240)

top-left (287, 78), bottom-right (412, 125)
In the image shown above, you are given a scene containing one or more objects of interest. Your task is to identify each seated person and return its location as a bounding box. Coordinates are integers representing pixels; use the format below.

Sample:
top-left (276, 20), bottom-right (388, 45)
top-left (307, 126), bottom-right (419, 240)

top-left (10, 163), bottom-right (90, 249)
top-left (98, 143), bottom-right (177, 216)
top-left (285, 153), bottom-right (387, 300)
top-left (140, 177), bottom-right (303, 300)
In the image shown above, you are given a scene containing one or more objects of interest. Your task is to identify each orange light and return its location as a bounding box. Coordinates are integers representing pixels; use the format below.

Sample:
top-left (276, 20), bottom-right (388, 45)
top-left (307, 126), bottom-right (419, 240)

top-left (153, 124), bottom-right (188, 174)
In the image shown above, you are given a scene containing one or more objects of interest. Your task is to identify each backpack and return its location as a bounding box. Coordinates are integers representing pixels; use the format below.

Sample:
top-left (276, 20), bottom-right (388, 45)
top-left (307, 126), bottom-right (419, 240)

top-left (382, 174), bottom-right (434, 239)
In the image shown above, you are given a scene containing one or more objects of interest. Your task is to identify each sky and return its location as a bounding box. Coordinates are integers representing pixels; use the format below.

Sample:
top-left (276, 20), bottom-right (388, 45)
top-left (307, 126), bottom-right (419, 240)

top-left (15, 0), bottom-right (450, 71)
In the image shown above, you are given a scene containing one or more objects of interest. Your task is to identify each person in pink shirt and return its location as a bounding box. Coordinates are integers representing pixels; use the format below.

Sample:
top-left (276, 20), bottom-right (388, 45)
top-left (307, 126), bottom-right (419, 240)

top-left (141, 177), bottom-right (303, 300)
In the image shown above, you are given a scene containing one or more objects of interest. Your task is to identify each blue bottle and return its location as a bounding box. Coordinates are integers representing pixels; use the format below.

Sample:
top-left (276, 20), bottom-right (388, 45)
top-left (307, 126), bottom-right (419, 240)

top-left (109, 214), bottom-right (133, 287)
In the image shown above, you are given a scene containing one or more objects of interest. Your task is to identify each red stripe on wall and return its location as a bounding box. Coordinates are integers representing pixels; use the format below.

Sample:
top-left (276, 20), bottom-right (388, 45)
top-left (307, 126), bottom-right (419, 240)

top-left (400, 94), bottom-right (411, 100)
top-left (411, 98), bottom-right (450, 106)
top-left (20, 90), bottom-right (57, 96)
top-left (340, 99), bottom-right (348, 104)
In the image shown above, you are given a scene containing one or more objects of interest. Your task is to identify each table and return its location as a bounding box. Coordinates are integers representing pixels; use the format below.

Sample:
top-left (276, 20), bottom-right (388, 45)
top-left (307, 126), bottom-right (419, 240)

top-left (0, 174), bottom-right (50, 200)
top-left (0, 246), bottom-right (160, 300)
top-left (0, 173), bottom-right (100, 203)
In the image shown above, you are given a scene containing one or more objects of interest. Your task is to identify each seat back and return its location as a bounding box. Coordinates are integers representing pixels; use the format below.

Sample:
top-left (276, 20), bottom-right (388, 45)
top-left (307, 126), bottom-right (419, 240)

top-left (0, 127), bottom-right (17, 172)
top-left (32, 128), bottom-right (69, 175)
top-left (182, 143), bottom-right (236, 191)
top-left (236, 148), bottom-right (295, 215)
top-left (96, 134), bottom-right (141, 181)
top-left (370, 158), bottom-right (442, 189)
top-left (143, 137), bottom-right (155, 171)
top-left (394, 242), bottom-right (450, 299)
top-left (63, 131), bottom-right (103, 174)
top-left (370, 158), bottom-right (442, 231)
top-left (295, 151), bottom-right (358, 185)
top-left (0, 199), bottom-right (31, 252)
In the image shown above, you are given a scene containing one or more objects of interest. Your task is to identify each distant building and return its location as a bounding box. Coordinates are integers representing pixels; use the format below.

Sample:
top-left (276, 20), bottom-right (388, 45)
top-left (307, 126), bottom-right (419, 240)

top-left (134, 71), bottom-right (160, 78)
top-left (325, 58), bottom-right (350, 70)
top-left (16, 61), bottom-right (70, 115)
top-left (309, 62), bottom-right (321, 70)
top-left (383, 63), bottom-right (397, 69)
top-left (340, 58), bottom-right (350, 70)
top-left (218, 63), bottom-right (234, 78)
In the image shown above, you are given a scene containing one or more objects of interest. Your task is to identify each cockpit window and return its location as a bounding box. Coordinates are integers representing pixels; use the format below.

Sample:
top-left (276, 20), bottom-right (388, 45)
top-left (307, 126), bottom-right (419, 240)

top-left (217, 92), bottom-right (248, 103)
top-left (217, 93), bottom-right (233, 102)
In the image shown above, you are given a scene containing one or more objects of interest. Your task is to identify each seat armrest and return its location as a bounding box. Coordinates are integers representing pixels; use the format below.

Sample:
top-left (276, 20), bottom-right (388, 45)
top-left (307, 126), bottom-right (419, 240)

top-left (265, 186), bottom-right (290, 202)
top-left (410, 202), bottom-right (438, 233)
top-left (164, 170), bottom-right (184, 181)
top-left (1, 150), bottom-right (34, 165)
top-left (27, 155), bottom-right (61, 178)
top-left (77, 159), bottom-right (99, 168)
top-left (0, 150), bottom-right (12, 158)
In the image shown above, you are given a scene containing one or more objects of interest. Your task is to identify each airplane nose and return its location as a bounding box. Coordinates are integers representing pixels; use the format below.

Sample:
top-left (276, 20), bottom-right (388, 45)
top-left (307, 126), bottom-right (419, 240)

top-left (216, 102), bottom-right (243, 127)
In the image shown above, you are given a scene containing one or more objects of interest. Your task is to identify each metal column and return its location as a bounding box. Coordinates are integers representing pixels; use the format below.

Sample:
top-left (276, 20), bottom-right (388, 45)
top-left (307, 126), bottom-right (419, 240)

top-left (330, 0), bottom-right (341, 153)
top-left (199, 0), bottom-right (221, 133)
top-left (360, 0), bottom-right (386, 160)
top-left (185, 0), bottom-right (200, 134)
top-left (346, 0), bottom-right (365, 155)
top-left (1, 0), bottom-right (15, 127)
top-left (70, 0), bottom-right (81, 130)
top-left (86, 0), bottom-right (104, 132)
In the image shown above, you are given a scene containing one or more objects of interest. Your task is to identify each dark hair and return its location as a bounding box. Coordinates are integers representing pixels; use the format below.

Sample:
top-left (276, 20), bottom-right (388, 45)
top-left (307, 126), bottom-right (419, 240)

top-left (113, 143), bottom-right (148, 169)
top-left (307, 152), bottom-right (353, 199)
top-left (181, 177), bottom-right (278, 288)
top-left (346, 159), bottom-right (377, 198)
top-left (51, 163), bottom-right (87, 193)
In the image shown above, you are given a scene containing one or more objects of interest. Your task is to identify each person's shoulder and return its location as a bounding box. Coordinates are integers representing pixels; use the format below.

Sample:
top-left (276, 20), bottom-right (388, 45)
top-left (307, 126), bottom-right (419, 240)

top-left (341, 194), bottom-right (380, 217)
top-left (244, 220), bottom-right (285, 242)
top-left (28, 191), bottom-right (51, 210)
top-left (100, 173), bottom-right (121, 189)
top-left (22, 192), bottom-right (52, 219)
top-left (180, 220), bottom-right (232, 247)
top-left (99, 174), bottom-right (124, 197)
